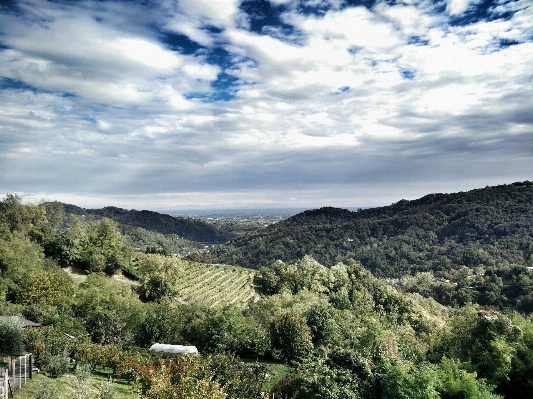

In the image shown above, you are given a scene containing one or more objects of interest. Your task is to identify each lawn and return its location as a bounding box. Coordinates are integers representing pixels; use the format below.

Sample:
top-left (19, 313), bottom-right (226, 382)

top-left (12, 367), bottom-right (136, 399)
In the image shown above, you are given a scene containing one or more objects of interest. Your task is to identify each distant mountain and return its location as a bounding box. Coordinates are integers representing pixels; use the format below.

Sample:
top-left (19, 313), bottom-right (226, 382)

top-left (214, 181), bottom-right (533, 276)
top-left (58, 203), bottom-right (233, 244)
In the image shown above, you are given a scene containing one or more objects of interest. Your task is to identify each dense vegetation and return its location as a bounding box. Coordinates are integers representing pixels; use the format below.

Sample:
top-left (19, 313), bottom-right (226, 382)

top-left (215, 182), bottom-right (533, 311)
top-left (2, 185), bottom-right (533, 399)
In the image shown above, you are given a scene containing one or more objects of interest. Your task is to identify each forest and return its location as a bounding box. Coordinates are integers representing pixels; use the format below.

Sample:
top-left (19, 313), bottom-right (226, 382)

top-left (0, 183), bottom-right (532, 398)
top-left (216, 182), bottom-right (533, 312)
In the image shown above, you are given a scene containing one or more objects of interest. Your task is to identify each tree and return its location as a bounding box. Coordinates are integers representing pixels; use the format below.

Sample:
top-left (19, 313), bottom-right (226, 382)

top-left (436, 357), bottom-right (499, 399)
top-left (381, 361), bottom-right (439, 399)
top-left (137, 254), bottom-right (182, 302)
top-left (50, 217), bottom-right (132, 274)
top-left (73, 273), bottom-right (144, 345)
top-left (272, 347), bottom-right (376, 399)
top-left (189, 306), bottom-right (270, 358)
top-left (305, 302), bottom-right (336, 345)
top-left (0, 318), bottom-right (23, 356)
top-left (270, 310), bottom-right (313, 362)
top-left (135, 302), bottom-right (175, 347)
top-left (0, 194), bottom-right (46, 237)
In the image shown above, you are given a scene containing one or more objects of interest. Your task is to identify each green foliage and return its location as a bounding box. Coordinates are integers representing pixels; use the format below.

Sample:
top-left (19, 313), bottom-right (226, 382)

top-left (23, 326), bottom-right (76, 368)
top-left (0, 231), bottom-right (44, 274)
top-left (10, 263), bottom-right (74, 317)
top-left (381, 361), bottom-right (439, 399)
top-left (0, 317), bottom-right (23, 356)
top-left (0, 194), bottom-right (47, 237)
top-left (49, 217), bottom-right (132, 274)
top-left (73, 273), bottom-right (143, 345)
top-left (189, 305), bottom-right (270, 358)
top-left (75, 362), bottom-right (92, 390)
top-left (305, 301), bottom-right (336, 345)
top-left (137, 254), bottom-right (181, 302)
top-left (97, 378), bottom-right (117, 399)
top-left (135, 302), bottom-right (176, 347)
top-left (435, 307), bottom-right (522, 386)
top-left (34, 377), bottom-right (62, 399)
top-left (74, 343), bottom-right (124, 373)
top-left (118, 353), bottom-right (263, 399)
top-left (436, 357), bottom-right (499, 399)
top-left (255, 256), bottom-right (328, 295)
top-left (272, 347), bottom-right (376, 399)
top-left (270, 310), bottom-right (313, 362)
top-left (45, 353), bottom-right (70, 378)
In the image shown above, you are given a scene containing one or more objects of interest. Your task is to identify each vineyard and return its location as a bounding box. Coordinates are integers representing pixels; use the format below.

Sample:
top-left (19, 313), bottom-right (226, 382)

top-left (174, 261), bottom-right (260, 308)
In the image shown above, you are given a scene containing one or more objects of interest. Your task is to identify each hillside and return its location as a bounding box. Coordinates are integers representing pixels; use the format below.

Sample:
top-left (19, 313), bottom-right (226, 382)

top-left (215, 181), bottom-right (533, 276)
top-left (4, 192), bottom-right (533, 398)
top-left (57, 203), bottom-right (233, 244)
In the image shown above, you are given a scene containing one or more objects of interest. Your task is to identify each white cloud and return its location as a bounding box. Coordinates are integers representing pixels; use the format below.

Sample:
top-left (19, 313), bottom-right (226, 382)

top-left (445, 0), bottom-right (482, 16)
top-left (0, 0), bottom-right (531, 209)
top-left (178, 0), bottom-right (241, 28)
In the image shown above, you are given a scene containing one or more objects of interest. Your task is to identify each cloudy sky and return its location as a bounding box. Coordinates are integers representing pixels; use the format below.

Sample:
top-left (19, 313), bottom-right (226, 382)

top-left (1, 0), bottom-right (532, 210)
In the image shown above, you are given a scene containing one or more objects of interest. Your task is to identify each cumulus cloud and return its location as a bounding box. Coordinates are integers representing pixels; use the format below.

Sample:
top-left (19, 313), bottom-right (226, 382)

top-left (0, 0), bottom-right (531, 210)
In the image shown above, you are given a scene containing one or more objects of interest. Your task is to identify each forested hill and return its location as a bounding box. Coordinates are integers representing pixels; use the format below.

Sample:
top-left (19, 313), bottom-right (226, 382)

top-left (58, 203), bottom-right (233, 244)
top-left (215, 181), bottom-right (533, 275)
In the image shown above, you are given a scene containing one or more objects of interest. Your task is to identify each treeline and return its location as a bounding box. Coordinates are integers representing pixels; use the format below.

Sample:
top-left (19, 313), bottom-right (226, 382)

top-left (215, 182), bottom-right (533, 310)
top-left (53, 203), bottom-right (233, 244)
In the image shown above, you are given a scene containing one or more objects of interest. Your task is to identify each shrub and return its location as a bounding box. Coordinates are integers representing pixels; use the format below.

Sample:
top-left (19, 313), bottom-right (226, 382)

top-left (74, 362), bottom-right (92, 399)
top-left (97, 378), bottom-right (116, 399)
top-left (45, 353), bottom-right (70, 378)
top-left (23, 326), bottom-right (76, 368)
top-left (35, 377), bottom-right (62, 399)
top-left (0, 317), bottom-right (23, 356)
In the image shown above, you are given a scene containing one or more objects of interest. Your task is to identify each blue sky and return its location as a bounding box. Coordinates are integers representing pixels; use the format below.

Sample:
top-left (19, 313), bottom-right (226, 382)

top-left (0, 0), bottom-right (532, 210)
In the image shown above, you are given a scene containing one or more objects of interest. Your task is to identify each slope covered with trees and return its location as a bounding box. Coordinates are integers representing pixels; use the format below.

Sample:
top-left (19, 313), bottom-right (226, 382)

top-left (215, 182), bottom-right (533, 310)
top-left (216, 182), bottom-right (533, 273)
top-left (55, 203), bottom-right (233, 244)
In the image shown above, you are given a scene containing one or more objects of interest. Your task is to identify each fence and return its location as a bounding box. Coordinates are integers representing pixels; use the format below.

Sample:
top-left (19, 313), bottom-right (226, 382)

top-left (0, 354), bottom-right (33, 399)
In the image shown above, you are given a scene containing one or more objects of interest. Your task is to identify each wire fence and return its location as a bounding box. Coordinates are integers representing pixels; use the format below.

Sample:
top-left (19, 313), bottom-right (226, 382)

top-left (0, 354), bottom-right (34, 399)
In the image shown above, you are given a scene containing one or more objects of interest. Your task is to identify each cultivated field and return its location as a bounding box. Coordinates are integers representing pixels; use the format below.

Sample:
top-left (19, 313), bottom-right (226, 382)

top-left (174, 261), bottom-right (260, 308)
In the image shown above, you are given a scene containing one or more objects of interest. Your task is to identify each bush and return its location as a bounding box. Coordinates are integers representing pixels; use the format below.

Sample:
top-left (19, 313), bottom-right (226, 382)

top-left (97, 378), bottom-right (116, 399)
top-left (45, 353), bottom-right (70, 378)
top-left (0, 317), bottom-right (23, 356)
top-left (35, 377), bottom-right (62, 399)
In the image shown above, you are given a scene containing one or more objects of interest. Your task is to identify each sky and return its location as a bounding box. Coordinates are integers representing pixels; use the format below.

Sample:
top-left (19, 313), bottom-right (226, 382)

top-left (0, 0), bottom-right (532, 211)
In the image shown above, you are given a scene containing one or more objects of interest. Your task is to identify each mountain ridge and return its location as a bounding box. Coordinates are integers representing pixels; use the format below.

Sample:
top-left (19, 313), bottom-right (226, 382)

top-left (214, 181), bottom-right (533, 275)
top-left (56, 202), bottom-right (234, 244)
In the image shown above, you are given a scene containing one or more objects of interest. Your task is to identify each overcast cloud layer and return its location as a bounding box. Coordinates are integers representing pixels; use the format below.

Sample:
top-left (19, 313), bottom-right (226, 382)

top-left (1, 0), bottom-right (532, 210)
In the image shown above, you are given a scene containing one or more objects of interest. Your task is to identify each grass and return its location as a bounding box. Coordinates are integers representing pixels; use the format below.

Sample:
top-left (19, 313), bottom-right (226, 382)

top-left (242, 358), bottom-right (291, 391)
top-left (12, 367), bottom-right (136, 399)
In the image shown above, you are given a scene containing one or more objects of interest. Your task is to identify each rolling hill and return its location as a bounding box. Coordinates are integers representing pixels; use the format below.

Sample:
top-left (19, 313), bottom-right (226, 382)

top-left (56, 203), bottom-right (234, 244)
top-left (214, 181), bottom-right (533, 277)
